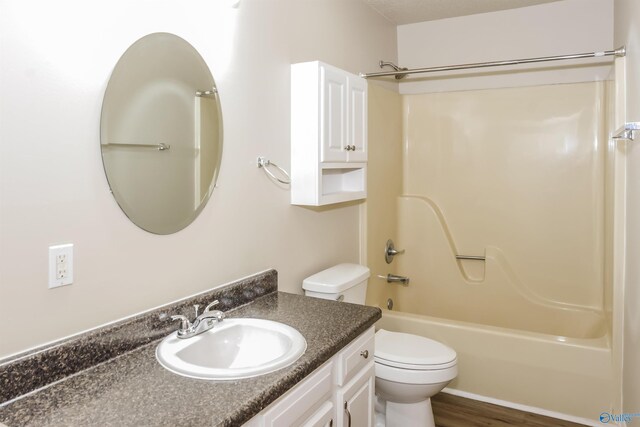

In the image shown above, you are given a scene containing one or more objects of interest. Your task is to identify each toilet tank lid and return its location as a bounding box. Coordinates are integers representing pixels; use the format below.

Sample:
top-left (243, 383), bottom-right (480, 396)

top-left (302, 263), bottom-right (370, 293)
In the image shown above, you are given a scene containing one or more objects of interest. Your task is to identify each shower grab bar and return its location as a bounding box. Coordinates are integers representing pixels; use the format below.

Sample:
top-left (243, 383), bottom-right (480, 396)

top-left (612, 122), bottom-right (640, 141)
top-left (102, 142), bottom-right (171, 151)
top-left (456, 255), bottom-right (486, 261)
top-left (360, 46), bottom-right (625, 79)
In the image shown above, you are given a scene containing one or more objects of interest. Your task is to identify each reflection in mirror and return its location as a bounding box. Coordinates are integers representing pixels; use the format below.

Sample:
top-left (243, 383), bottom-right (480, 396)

top-left (101, 32), bottom-right (223, 234)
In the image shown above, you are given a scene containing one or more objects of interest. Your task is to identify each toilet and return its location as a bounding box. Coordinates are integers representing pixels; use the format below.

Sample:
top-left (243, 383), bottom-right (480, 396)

top-left (303, 263), bottom-right (458, 427)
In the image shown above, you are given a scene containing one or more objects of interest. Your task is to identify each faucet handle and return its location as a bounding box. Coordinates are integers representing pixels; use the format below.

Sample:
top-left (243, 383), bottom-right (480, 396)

top-left (384, 239), bottom-right (405, 264)
top-left (170, 315), bottom-right (191, 331)
top-left (204, 300), bottom-right (220, 312)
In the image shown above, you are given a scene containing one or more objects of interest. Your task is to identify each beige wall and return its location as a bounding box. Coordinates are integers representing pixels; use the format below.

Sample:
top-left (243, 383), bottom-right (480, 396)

top-left (397, 0), bottom-right (614, 94)
top-left (364, 84), bottom-right (403, 308)
top-left (614, 0), bottom-right (640, 418)
top-left (0, 0), bottom-right (397, 358)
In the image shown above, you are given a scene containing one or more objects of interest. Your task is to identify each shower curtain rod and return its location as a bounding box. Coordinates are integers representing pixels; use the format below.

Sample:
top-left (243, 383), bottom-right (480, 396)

top-left (359, 46), bottom-right (626, 79)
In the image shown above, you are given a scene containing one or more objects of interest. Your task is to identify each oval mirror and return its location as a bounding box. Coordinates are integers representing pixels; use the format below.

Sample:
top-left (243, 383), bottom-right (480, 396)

top-left (100, 33), bottom-right (223, 234)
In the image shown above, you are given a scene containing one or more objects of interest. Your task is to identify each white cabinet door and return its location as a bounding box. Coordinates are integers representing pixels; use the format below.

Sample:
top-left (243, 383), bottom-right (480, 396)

top-left (321, 65), bottom-right (348, 162)
top-left (262, 362), bottom-right (334, 427)
top-left (301, 401), bottom-right (335, 427)
top-left (336, 362), bottom-right (375, 427)
top-left (347, 76), bottom-right (367, 163)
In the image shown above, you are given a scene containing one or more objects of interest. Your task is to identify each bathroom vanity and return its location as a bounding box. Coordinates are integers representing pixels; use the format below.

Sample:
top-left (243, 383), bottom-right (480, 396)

top-left (0, 270), bottom-right (380, 426)
top-left (251, 326), bottom-right (375, 426)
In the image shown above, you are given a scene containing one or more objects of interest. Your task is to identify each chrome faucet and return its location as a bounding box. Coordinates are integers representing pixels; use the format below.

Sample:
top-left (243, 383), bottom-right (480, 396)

top-left (170, 300), bottom-right (225, 339)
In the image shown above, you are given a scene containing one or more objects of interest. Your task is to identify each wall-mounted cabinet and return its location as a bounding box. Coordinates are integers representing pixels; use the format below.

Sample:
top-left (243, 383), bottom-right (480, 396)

top-left (291, 61), bottom-right (367, 206)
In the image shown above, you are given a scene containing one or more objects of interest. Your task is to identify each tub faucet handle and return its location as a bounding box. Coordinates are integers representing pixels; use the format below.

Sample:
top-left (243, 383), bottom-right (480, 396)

top-left (385, 239), bottom-right (405, 264)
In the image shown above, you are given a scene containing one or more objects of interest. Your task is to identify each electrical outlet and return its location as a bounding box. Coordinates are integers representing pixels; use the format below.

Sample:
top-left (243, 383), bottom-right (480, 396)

top-left (56, 253), bottom-right (67, 279)
top-left (49, 244), bottom-right (73, 288)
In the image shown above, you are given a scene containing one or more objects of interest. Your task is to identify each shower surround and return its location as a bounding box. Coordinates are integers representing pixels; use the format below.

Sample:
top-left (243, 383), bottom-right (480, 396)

top-left (366, 82), bottom-right (614, 423)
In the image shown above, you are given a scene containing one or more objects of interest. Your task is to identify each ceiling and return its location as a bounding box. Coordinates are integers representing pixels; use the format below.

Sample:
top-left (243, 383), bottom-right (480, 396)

top-left (362, 0), bottom-right (564, 25)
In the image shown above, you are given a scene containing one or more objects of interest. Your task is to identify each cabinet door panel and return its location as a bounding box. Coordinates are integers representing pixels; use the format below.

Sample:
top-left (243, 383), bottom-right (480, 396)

top-left (321, 65), bottom-right (348, 162)
top-left (347, 76), bottom-right (367, 162)
top-left (301, 401), bottom-right (335, 427)
top-left (345, 379), bottom-right (372, 427)
top-left (262, 362), bottom-right (333, 427)
top-left (337, 362), bottom-right (375, 427)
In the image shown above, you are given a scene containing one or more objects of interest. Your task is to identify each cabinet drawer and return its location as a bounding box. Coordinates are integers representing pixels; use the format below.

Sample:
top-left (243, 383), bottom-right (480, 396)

top-left (336, 326), bottom-right (374, 386)
top-left (262, 361), bottom-right (334, 427)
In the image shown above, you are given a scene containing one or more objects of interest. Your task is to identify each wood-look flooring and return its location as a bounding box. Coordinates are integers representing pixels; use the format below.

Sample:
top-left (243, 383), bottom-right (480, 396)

top-left (431, 393), bottom-right (588, 427)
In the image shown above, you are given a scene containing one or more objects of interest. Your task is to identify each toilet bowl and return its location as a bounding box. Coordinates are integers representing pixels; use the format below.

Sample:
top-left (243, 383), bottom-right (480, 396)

top-left (302, 264), bottom-right (458, 427)
top-left (374, 329), bottom-right (457, 427)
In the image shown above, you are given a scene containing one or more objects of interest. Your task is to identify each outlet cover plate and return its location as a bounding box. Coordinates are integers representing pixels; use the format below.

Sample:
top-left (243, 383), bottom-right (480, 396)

top-left (49, 244), bottom-right (73, 288)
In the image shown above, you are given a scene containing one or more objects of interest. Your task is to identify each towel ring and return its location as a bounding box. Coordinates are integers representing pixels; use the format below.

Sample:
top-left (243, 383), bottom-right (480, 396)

top-left (257, 156), bottom-right (291, 185)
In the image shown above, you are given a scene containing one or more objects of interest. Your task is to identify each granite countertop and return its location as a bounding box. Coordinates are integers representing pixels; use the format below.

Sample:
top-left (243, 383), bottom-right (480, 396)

top-left (0, 281), bottom-right (380, 427)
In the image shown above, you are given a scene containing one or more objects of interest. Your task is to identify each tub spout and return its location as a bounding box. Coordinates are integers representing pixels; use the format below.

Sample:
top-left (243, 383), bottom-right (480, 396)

top-left (378, 274), bottom-right (410, 286)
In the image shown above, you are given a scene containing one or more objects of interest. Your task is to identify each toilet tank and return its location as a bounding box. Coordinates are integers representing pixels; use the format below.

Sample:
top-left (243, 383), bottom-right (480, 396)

top-left (302, 263), bottom-right (370, 305)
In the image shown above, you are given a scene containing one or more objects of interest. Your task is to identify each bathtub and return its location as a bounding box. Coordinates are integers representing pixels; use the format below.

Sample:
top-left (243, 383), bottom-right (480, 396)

top-left (369, 194), bottom-right (615, 424)
top-left (376, 309), bottom-right (613, 426)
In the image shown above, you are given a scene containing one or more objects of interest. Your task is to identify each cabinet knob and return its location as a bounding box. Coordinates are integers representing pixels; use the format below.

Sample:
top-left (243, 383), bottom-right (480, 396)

top-left (360, 349), bottom-right (369, 359)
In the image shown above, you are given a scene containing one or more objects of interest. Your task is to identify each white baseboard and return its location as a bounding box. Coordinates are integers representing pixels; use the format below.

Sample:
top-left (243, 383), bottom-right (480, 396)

top-left (442, 387), bottom-right (612, 427)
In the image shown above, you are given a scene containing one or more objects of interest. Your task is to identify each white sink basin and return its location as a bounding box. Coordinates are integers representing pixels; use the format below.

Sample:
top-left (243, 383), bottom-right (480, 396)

top-left (156, 318), bottom-right (307, 380)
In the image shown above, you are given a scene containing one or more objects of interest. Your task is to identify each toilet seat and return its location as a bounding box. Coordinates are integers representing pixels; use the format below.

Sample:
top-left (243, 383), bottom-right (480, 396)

top-left (374, 329), bottom-right (457, 370)
top-left (376, 361), bottom-right (458, 385)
